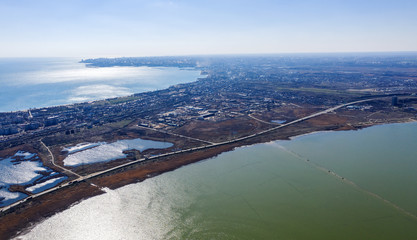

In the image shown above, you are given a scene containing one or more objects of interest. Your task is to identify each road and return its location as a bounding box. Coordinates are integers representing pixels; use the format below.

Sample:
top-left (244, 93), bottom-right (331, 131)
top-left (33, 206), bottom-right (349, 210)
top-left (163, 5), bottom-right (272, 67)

top-left (40, 140), bottom-right (82, 178)
top-left (0, 97), bottom-right (381, 213)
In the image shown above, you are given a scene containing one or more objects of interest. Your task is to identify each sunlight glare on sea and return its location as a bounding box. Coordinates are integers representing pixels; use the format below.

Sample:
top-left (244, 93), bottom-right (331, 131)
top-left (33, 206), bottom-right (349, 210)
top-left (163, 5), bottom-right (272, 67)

top-left (18, 122), bottom-right (417, 240)
top-left (0, 58), bottom-right (202, 112)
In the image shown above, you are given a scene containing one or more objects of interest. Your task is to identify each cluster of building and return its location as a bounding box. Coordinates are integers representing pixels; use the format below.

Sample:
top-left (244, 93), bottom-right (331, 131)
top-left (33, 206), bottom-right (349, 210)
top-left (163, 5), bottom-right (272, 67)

top-left (2, 55), bottom-right (417, 143)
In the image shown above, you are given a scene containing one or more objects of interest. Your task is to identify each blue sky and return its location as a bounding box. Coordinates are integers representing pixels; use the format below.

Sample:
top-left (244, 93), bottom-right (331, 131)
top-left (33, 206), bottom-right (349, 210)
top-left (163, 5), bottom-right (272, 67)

top-left (1, 0), bottom-right (417, 57)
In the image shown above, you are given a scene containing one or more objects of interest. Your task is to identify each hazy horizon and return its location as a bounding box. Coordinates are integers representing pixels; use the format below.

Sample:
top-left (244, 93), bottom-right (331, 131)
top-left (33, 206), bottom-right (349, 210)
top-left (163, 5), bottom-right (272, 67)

top-left (1, 51), bottom-right (417, 60)
top-left (1, 0), bottom-right (417, 58)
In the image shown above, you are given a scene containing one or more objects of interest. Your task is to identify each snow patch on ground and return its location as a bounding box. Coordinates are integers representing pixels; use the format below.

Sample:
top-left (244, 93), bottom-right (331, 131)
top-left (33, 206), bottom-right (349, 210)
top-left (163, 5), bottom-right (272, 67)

top-left (63, 138), bottom-right (173, 166)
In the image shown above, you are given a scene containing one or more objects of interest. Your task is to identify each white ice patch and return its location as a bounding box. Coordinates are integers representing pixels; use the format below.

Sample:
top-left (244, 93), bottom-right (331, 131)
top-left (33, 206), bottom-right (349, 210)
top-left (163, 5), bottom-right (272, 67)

top-left (271, 120), bottom-right (286, 124)
top-left (0, 151), bottom-right (49, 207)
top-left (0, 188), bottom-right (26, 206)
top-left (63, 138), bottom-right (173, 166)
top-left (26, 177), bottom-right (67, 194)
top-left (62, 142), bottom-right (105, 154)
top-left (0, 157), bottom-right (46, 185)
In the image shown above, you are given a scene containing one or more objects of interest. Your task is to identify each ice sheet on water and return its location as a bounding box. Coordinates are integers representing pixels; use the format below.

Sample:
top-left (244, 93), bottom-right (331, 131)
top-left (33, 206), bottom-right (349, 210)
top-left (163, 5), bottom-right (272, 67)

top-left (271, 120), bottom-right (286, 124)
top-left (0, 151), bottom-right (57, 207)
top-left (63, 138), bottom-right (173, 166)
top-left (0, 188), bottom-right (26, 207)
top-left (0, 155), bottom-right (46, 185)
top-left (26, 176), bottom-right (67, 194)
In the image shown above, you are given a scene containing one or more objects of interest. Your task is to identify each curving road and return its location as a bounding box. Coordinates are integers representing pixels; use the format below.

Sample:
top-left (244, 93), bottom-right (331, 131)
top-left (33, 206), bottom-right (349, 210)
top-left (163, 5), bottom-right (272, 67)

top-left (40, 140), bottom-right (82, 178)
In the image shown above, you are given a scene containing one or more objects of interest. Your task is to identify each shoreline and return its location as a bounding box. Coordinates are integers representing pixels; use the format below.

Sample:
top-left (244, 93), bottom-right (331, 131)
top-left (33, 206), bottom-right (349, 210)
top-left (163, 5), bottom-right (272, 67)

top-left (1, 119), bottom-right (416, 239)
top-left (287, 118), bottom-right (417, 140)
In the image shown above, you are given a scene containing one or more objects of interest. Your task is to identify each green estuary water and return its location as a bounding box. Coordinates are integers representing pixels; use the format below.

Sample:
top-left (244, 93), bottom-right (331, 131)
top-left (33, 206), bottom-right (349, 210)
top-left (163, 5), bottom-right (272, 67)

top-left (19, 122), bottom-right (417, 239)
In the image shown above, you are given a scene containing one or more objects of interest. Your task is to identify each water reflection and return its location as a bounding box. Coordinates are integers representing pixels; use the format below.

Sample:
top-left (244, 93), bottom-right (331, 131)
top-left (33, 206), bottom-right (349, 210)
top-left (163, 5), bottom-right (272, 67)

top-left (0, 58), bottom-right (202, 112)
top-left (18, 123), bottom-right (417, 239)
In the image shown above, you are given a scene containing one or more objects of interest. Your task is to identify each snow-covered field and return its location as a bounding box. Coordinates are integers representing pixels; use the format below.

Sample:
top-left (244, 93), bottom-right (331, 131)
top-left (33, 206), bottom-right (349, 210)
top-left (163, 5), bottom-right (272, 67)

top-left (63, 138), bottom-right (173, 166)
top-left (0, 151), bottom-right (62, 207)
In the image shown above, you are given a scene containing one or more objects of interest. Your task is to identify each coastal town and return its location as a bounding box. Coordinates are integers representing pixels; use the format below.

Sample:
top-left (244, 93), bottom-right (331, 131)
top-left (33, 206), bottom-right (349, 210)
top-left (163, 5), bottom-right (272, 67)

top-left (2, 55), bottom-right (417, 144)
top-left (3, 0), bottom-right (417, 238)
top-left (1, 55), bottom-right (417, 239)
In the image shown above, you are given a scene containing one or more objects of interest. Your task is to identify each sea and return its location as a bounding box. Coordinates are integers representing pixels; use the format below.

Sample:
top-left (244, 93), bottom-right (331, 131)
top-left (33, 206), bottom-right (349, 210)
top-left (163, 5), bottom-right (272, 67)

top-left (0, 58), bottom-right (202, 112)
top-left (17, 122), bottom-right (417, 239)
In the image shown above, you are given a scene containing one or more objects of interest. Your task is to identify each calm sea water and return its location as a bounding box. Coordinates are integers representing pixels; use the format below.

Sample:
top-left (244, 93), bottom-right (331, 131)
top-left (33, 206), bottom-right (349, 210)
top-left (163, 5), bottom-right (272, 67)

top-left (18, 122), bottom-right (417, 239)
top-left (0, 58), bottom-right (202, 112)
